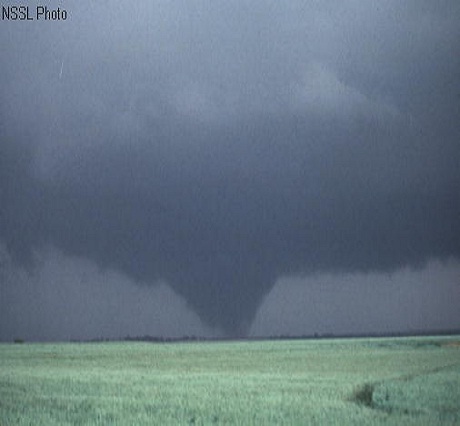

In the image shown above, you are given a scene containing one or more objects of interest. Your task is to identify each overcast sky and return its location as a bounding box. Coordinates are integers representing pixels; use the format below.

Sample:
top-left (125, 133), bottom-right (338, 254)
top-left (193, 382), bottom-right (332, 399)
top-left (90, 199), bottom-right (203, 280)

top-left (1, 1), bottom-right (459, 340)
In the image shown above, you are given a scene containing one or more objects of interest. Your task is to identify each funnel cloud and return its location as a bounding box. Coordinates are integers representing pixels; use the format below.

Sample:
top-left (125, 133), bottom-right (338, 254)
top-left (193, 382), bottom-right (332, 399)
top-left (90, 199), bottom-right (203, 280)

top-left (1, 1), bottom-right (459, 337)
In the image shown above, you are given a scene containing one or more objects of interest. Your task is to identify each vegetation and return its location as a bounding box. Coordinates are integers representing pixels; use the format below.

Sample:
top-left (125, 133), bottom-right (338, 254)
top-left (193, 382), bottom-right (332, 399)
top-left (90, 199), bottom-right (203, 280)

top-left (0, 336), bottom-right (459, 425)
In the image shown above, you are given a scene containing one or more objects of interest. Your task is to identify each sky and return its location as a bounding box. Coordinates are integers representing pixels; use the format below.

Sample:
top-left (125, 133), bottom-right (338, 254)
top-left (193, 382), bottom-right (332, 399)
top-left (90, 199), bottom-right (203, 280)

top-left (1, 0), bottom-right (459, 340)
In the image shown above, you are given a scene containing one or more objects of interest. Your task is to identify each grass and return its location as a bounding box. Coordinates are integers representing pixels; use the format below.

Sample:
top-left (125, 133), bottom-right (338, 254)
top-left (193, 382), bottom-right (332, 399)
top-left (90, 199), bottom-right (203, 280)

top-left (0, 336), bottom-right (459, 425)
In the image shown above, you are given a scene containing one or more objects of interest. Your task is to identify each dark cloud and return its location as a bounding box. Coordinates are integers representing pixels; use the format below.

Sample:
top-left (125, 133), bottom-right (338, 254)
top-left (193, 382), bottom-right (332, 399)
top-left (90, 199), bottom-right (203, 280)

top-left (1, 1), bottom-right (459, 336)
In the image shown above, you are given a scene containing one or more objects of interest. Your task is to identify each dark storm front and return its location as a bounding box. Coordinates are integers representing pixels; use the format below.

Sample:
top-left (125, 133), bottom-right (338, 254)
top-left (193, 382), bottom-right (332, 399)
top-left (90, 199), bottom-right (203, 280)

top-left (2, 5), bottom-right (67, 20)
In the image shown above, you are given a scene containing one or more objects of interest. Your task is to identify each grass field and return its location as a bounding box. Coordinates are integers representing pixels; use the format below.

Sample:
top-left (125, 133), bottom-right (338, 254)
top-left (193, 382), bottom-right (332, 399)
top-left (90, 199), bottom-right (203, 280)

top-left (1, 336), bottom-right (459, 425)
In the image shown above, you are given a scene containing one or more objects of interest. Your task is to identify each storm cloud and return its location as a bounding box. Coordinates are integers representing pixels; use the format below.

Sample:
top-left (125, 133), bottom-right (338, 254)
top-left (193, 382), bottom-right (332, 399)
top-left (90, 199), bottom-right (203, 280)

top-left (1, 1), bottom-right (459, 336)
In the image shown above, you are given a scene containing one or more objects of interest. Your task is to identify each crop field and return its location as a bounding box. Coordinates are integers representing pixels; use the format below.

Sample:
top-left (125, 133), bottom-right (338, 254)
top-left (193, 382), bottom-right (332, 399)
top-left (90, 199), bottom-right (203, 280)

top-left (0, 336), bottom-right (459, 425)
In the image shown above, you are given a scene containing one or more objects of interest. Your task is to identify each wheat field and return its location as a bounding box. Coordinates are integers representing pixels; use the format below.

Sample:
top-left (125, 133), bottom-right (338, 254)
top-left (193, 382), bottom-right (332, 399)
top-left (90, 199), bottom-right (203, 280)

top-left (1, 336), bottom-right (459, 425)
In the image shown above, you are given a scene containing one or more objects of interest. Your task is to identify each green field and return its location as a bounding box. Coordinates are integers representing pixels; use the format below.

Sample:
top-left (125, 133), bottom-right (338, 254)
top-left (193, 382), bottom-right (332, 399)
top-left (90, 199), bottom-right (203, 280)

top-left (1, 337), bottom-right (459, 425)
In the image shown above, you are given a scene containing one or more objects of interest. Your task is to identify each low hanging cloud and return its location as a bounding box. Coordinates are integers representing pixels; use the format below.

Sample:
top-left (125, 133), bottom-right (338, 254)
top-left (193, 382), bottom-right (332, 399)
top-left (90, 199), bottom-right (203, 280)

top-left (1, 1), bottom-right (459, 336)
top-left (0, 245), bottom-right (217, 341)
top-left (252, 258), bottom-right (460, 337)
